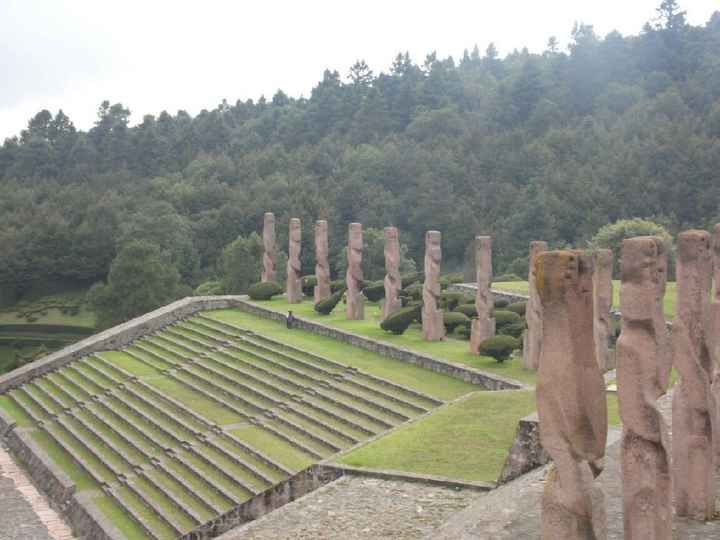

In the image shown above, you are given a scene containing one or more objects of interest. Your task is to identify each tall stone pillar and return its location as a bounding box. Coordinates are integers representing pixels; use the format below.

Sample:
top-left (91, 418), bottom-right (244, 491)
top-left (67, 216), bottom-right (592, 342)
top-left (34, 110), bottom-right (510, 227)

top-left (422, 231), bottom-right (445, 341)
top-left (346, 223), bottom-right (364, 320)
top-left (593, 249), bottom-right (614, 372)
top-left (535, 250), bottom-right (607, 539)
top-left (261, 212), bottom-right (276, 283)
top-left (712, 224), bottom-right (720, 465)
top-left (286, 218), bottom-right (302, 304)
top-left (382, 226), bottom-right (402, 321)
top-left (672, 229), bottom-right (715, 521)
top-left (314, 220), bottom-right (331, 303)
top-left (470, 236), bottom-right (495, 353)
top-left (616, 237), bottom-right (671, 540)
top-left (522, 241), bottom-right (548, 370)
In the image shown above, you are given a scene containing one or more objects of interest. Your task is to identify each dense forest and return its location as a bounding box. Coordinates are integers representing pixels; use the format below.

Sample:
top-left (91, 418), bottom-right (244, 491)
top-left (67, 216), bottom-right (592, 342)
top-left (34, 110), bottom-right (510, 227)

top-left (1, 1), bottom-right (719, 322)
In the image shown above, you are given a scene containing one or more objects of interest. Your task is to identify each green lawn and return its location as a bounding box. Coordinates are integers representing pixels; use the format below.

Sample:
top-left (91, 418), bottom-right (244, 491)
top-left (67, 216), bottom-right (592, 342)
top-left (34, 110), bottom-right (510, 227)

top-left (494, 280), bottom-right (677, 319)
top-left (0, 288), bottom-right (96, 327)
top-left (235, 298), bottom-right (538, 385)
top-left (338, 390), bottom-right (622, 483)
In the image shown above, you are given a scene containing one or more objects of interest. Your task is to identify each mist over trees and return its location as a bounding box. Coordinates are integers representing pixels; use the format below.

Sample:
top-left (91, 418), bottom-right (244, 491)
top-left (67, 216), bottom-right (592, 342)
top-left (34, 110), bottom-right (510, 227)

top-left (1, 2), bottom-right (719, 316)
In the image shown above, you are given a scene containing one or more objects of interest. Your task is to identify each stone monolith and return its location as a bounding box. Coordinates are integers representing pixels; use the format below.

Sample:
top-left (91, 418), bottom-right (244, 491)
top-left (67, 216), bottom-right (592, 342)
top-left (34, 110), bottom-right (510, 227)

top-left (286, 218), bottom-right (302, 303)
top-left (314, 220), bottom-right (331, 303)
top-left (535, 250), bottom-right (607, 539)
top-left (616, 236), bottom-right (671, 539)
top-left (470, 236), bottom-right (495, 353)
top-left (593, 249), bottom-right (614, 372)
top-left (522, 241), bottom-right (548, 370)
top-left (672, 229), bottom-right (715, 521)
top-left (382, 226), bottom-right (402, 321)
top-left (346, 223), bottom-right (364, 320)
top-left (422, 231), bottom-right (445, 341)
top-left (711, 224), bottom-right (720, 465)
top-left (261, 212), bottom-right (276, 283)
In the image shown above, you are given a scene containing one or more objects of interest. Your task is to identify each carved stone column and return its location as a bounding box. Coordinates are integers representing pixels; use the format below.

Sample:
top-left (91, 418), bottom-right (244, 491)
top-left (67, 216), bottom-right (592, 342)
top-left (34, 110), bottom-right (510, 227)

top-left (470, 236), bottom-right (495, 352)
top-left (261, 212), bottom-right (276, 283)
top-left (382, 227), bottom-right (402, 321)
top-left (422, 231), bottom-right (445, 341)
top-left (672, 229), bottom-right (715, 520)
top-left (314, 220), bottom-right (331, 303)
top-left (616, 236), bottom-right (671, 539)
top-left (522, 241), bottom-right (548, 370)
top-left (535, 250), bottom-right (607, 539)
top-left (593, 249), bottom-right (614, 371)
top-left (286, 218), bottom-right (302, 303)
top-left (346, 223), bottom-right (364, 320)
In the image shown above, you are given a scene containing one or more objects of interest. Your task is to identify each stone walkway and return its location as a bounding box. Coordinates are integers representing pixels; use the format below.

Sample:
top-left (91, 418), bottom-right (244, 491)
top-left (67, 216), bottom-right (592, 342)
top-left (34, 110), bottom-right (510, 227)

top-left (0, 446), bottom-right (75, 540)
top-left (219, 475), bottom-right (485, 539)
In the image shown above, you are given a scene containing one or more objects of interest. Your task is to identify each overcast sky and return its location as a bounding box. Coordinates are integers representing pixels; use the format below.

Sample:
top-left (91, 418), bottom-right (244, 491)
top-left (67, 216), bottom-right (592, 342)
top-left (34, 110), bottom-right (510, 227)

top-left (1, 0), bottom-right (717, 140)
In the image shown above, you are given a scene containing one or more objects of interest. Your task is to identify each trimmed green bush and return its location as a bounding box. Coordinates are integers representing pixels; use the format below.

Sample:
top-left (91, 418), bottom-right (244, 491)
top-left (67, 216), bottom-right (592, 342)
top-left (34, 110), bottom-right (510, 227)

top-left (362, 281), bottom-right (385, 302)
top-left (404, 282), bottom-right (423, 301)
top-left (479, 335), bottom-right (520, 363)
top-left (314, 290), bottom-right (344, 315)
top-left (194, 280), bottom-right (225, 296)
top-left (454, 303), bottom-right (477, 318)
top-left (401, 273), bottom-right (422, 288)
top-left (494, 273), bottom-right (523, 282)
top-left (443, 311), bottom-right (469, 333)
top-left (439, 292), bottom-right (464, 311)
top-left (455, 325), bottom-right (470, 340)
top-left (506, 302), bottom-right (527, 317)
top-left (494, 310), bottom-right (522, 329)
top-left (494, 298), bottom-right (510, 309)
top-left (330, 279), bottom-right (347, 293)
top-left (301, 275), bottom-right (317, 296)
top-left (439, 272), bottom-right (464, 290)
top-left (380, 304), bottom-right (421, 335)
top-left (248, 281), bottom-right (283, 300)
top-left (499, 321), bottom-right (525, 339)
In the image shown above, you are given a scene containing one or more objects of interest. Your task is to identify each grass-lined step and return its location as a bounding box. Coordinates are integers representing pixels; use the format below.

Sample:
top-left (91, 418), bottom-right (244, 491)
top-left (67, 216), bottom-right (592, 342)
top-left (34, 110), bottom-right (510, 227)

top-left (253, 420), bottom-right (324, 460)
top-left (215, 431), bottom-right (293, 479)
top-left (124, 345), bottom-right (177, 369)
top-left (150, 332), bottom-right (204, 356)
top-left (163, 455), bottom-right (236, 512)
top-left (163, 327), bottom-right (218, 352)
top-left (123, 381), bottom-right (206, 436)
top-left (107, 484), bottom-right (175, 540)
top-left (140, 469), bottom-right (208, 526)
top-left (136, 338), bottom-right (189, 363)
top-left (113, 385), bottom-right (198, 441)
top-left (45, 419), bottom-right (117, 484)
top-left (153, 459), bottom-right (225, 517)
top-left (76, 405), bottom-right (154, 463)
top-left (171, 448), bottom-right (248, 505)
top-left (49, 370), bottom-right (92, 401)
top-left (127, 475), bottom-right (196, 534)
top-left (104, 392), bottom-right (185, 447)
top-left (166, 369), bottom-right (261, 418)
top-left (202, 435), bottom-right (276, 487)
top-left (75, 358), bottom-right (122, 387)
top-left (274, 409), bottom-right (349, 450)
top-left (189, 440), bottom-right (267, 494)
top-left (181, 361), bottom-right (282, 408)
top-left (9, 389), bottom-right (51, 423)
top-left (135, 379), bottom-right (213, 431)
top-left (24, 382), bottom-right (66, 414)
top-left (85, 400), bottom-right (165, 458)
top-left (229, 423), bottom-right (315, 472)
top-left (37, 376), bottom-right (79, 408)
top-left (56, 414), bottom-right (131, 475)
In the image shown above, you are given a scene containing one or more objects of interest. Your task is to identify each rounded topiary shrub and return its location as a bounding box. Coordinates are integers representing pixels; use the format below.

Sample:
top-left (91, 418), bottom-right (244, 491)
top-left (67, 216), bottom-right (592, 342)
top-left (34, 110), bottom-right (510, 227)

top-left (403, 282), bottom-right (423, 301)
top-left (499, 320), bottom-right (525, 339)
top-left (455, 324), bottom-right (470, 340)
top-left (362, 281), bottom-right (385, 302)
top-left (479, 335), bottom-right (520, 363)
top-left (454, 303), bottom-right (477, 318)
top-left (494, 309), bottom-right (522, 329)
top-left (330, 279), bottom-right (347, 293)
top-left (380, 304), bottom-right (421, 335)
top-left (506, 302), bottom-right (527, 317)
top-left (439, 272), bottom-right (464, 290)
top-left (301, 275), bottom-right (317, 296)
top-left (401, 273), bottom-right (421, 288)
top-left (314, 290), bottom-right (343, 315)
top-left (494, 273), bottom-right (523, 282)
top-left (443, 311), bottom-right (469, 333)
top-left (494, 298), bottom-right (510, 309)
top-left (439, 292), bottom-right (464, 311)
top-left (248, 281), bottom-right (283, 301)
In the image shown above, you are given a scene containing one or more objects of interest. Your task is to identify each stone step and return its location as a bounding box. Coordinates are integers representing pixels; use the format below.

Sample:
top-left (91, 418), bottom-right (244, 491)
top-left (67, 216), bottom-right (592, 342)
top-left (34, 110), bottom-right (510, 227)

top-left (256, 421), bottom-right (324, 460)
top-left (142, 336), bottom-right (194, 361)
top-left (93, 353), bottom-right (139, 382)
top-left (115, 384), bottom-right (197, 440)
top-left (10, 389), bottom-right (50, 424)
top-left (40, 376), bottom-right (80, 408)
top-left (165, 369), bottom-right (254, 420)
top-left (135, 379), bottom-right (214, 431)
top-left (202, 435), bottom-right (274, 488)
top-left (43, 422), bottom-right (109, 486)
top-left (164, 327), bottom-right (218, 353)
top-left (171, 451), bottom-right (244, 506)
top-left (184, 360), bottom-right (282, 408)
top-left (272, 410), bottom-right (344, 452)
top-left (188, 441), bottom-right (262, 495)
top-left (84, 356), bottom-right (127, 385)
top-left (76, 358), bottom-right (120, 387)
top-left (50, 370), bottom-right (92, 401)
top-left (25, 382), bottom-right (67, 415)
top-left (105, 485), bottom-right (164, 540)
top-left (217, 431), bottom-right (294, 478)
top-left (55, 414), bottom-right (126, 478)
top-left (170, 366), bottom-right (265, 415)
top-left (154, 459), bottom-right (225, 516)
top-left (123, 478), bottom-right (186, 537)
top-left (102, 392), bottom-right (184, 448)
top-left (125, 345), bottom-right (178, 368)
top-left (80, 404), bottom-right (156, 462)
top-left (139, 469), bottom-right (204, 528)
top-left (64, 364), bottom-right (108, 394)
top-left (124, 381), bottom-right (205, 435)
top-left (152, 332), bottom-right (204, 356)
top-left (69, 408), bottom-right (141, 469)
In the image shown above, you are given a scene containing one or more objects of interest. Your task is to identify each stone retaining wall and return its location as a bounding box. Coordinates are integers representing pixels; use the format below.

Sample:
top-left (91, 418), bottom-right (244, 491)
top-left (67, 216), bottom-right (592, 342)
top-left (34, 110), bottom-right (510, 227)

top-left (0, 295), bottom-right (246, 393)
top-left (234, 300), bottom-right (525, 390)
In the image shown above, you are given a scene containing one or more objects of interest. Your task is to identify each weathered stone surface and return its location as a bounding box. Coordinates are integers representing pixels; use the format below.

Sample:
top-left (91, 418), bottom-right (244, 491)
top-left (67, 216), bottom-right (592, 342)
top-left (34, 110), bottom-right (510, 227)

top-left (594, 249), bottom-right (614, 372)
top-left (285, 218), bottom-right (302, 304)
top-left (522, 241), bottom-right (547, 370)
top-left (672, 229), bottom-right (715, 521)
top-left (535, 250), bottom-right (607, 539)
top-left (261, 212), bottom-right (276, 283)
top-left (422, 231), bottom-right (445, 341)
top-left (616, 236), bottom-right (671, 539)
top-left (382, 226), bottom-right (402, 321)
top-left (470, 236), bottom-right (496, 353)
top-left (346, 223), bottom-right (364, 320)
top-left (711, 223), bottom-right (720, 465)
top-left (313, 220), bottom-right (331, 303)
top-left (497, 412), bottom-right (550, 484)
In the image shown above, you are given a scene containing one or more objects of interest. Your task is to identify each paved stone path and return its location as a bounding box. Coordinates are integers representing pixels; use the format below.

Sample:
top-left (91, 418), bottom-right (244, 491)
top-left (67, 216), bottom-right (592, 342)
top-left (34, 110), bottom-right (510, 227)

top-left (0, 446), bottom-right (75, 540)
top-left (220, 475), bottom-right (484, 539)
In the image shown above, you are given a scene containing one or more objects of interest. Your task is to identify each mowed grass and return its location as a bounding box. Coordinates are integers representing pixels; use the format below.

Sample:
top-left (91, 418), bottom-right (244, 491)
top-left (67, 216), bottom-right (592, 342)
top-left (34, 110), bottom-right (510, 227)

top-left (494, 281), bottom-right (677, 319)
top-left (338, 390), bottom-right (622, 483)
top-left (207, 309), bottom-right (481, 400)
top-left (233, 298), bottom-right (537, 385)
top-left (94, 494), bottom-right (151, 540)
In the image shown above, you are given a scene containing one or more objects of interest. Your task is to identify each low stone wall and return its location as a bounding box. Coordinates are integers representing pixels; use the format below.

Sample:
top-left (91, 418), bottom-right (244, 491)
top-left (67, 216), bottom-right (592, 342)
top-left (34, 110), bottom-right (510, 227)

top-left (497, 412), bottom-right (550, 484)
top-left (0, 295), bottom-right (246, 393)
top-left (188, 465), bottom-right (343, 539)
top-left (235, 299), bottom-right (526, 390)
top-left (0, 406), bottom-right (15, 437)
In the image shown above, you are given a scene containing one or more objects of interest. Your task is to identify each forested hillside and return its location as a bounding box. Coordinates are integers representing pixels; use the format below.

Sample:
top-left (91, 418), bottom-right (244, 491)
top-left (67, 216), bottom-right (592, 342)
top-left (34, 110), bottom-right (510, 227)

top-left (1, 2), bottom-right (719, 318)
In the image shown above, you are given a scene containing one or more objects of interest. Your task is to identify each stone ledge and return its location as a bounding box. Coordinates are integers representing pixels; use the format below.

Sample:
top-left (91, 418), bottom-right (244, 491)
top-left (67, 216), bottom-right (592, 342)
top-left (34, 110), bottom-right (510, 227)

top-left (318, 463), bottom-right (494, 492)
top-left (0, 406), bottom-right (16, 437)
top-left (235, 299), bottom-right (526, 391)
